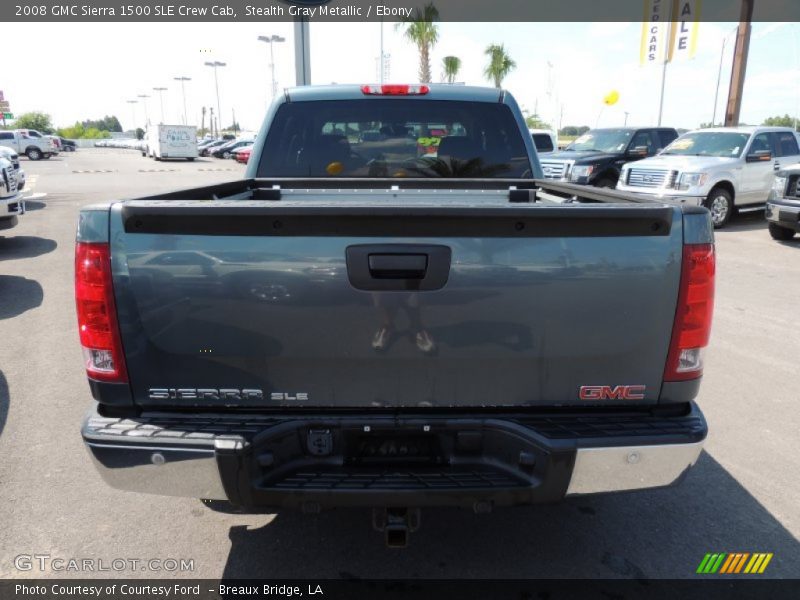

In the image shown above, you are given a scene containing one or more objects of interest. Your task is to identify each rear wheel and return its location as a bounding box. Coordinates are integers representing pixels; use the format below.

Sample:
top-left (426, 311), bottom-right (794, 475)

top-left (768, 223), bottom-right (796, 241)
top-left (26, 148), bottom-right (42, 161)
top-left (704, 188), bottom-right (733, 229)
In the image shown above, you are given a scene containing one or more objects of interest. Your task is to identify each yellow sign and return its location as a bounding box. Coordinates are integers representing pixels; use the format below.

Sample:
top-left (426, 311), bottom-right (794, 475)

top-left (641, 0), bottom-right (701, 65)
top-left (669, 0), bottom-right (701, 62)
top-left (640, 0), bottom-right (671, 65)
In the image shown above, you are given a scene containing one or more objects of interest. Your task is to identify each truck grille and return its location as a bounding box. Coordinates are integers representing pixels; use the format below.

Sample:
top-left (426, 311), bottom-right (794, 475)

top-left (627, 168), bottom-right (675, 189)
top-left (2, 168), bottom-right (16, 194)
top-left (791, 175), bottom-right (800, 198)
top-left (540, 160), bottom-right (570, 180)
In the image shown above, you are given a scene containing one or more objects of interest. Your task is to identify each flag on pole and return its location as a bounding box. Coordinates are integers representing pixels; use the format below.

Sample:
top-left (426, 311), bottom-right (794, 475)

top-left (640, 0), bottom-right (672, 65)
top-left (669, 0), bottom-right (702, 62)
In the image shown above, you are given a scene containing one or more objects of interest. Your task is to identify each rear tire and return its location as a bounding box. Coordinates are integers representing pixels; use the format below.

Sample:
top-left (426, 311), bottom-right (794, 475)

top-left (26, 148), bottom-right (42, 161)
top-left (768, 223), bottom-right (796, 241)
top-left (704, 187), bottom-right (733, 229)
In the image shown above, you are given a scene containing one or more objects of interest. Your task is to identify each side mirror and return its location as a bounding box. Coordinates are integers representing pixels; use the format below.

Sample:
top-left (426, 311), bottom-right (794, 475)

top-left (627, 145), bottom-right (649, 158)
top-left (746, 150), bottom-right (772, 162)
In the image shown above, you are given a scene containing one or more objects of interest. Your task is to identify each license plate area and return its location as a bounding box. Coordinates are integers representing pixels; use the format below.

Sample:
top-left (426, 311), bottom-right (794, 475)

top-left (344, 432), bottom-right (444, 465)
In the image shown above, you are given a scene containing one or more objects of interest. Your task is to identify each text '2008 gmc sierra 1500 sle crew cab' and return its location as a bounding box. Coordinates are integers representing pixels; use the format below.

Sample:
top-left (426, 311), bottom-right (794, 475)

top-left (78, 84), bottom-right (714, 546)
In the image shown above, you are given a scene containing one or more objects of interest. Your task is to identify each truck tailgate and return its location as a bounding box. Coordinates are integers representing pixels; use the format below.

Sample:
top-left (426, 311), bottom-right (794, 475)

top-left (110, 200), bottom-right (681, 409)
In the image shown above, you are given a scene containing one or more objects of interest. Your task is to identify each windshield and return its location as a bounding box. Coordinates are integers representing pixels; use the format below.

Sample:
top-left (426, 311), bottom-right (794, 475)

top-left (258, 99), bottom-right (532, 178)
top-left (566, 129), bottom-right (633, 153)
top-left (662, 132), bottom-right (751, 157)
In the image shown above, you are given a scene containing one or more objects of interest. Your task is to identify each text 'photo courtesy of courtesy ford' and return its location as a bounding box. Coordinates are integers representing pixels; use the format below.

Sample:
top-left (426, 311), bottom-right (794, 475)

top-left (76, 84), bottom-right (715, 547)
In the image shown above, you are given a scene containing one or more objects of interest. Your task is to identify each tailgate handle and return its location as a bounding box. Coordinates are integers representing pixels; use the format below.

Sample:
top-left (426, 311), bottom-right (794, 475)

top-left (346, 244), bottom-right (451, 291)
top-left (368, 254), bottom-right (428, 279)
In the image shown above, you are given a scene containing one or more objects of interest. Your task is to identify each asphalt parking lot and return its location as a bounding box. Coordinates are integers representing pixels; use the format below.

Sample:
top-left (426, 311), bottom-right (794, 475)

top-left (0, 149), bottom-right (798, 579)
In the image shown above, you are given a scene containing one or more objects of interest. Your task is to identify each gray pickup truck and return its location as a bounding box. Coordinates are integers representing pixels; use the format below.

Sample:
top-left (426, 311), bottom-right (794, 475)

top-left (77, 84), bottom-right (714, 546)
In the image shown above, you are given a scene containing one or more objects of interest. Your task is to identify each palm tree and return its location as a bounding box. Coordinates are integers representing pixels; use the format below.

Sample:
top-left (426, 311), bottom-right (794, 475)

top-left (442, 56), bottom-right (461, 83)
top-left (396, 3), bottom-right (440, 83)
top-left (484, 43), bottom-right (516, 89)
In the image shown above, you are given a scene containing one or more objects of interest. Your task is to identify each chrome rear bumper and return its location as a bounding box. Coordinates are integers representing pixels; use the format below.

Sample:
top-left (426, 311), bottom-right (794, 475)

top-left (83, 403), bottom-right (707, 506)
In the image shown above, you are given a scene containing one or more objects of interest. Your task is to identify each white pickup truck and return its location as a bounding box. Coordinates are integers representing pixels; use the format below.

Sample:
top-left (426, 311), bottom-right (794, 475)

top-left (0, 155), bottom-right (24, 232)
top-left (616, 126), bottom-right (800, 228)
top-left (0, 129), bottom-right (59, 161)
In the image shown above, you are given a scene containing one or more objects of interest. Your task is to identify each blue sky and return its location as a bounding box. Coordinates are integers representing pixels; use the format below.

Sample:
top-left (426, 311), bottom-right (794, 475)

top-left (2, 21), bottom-right (798, 132)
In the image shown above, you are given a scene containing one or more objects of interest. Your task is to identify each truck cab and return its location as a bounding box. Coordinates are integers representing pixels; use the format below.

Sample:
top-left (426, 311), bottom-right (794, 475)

top-left (539, 127), bottom-right (678, 188)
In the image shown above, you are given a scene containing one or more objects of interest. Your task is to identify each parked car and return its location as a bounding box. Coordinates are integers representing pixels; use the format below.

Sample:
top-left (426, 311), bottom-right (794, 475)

top-left (0, 129), bottom-right (59, 160)
top-left (539, 127), bottom-right (678, 189)
top-left (0, 146), bottom-right (26, 191)
top-left (211, 139), bottom-right (253, 159)
top-left (765, 163), bottom-right (800, 240)
top-left (0, 155), bottom-right (24, 232)
top-left (529, 129), bottom-right (558, 154)
top-left (233, 145), bottom-right (253, 164)
top-left (53, 136), bottom-right (77, 152)
top-left (199, 139), bottom-right (228, 156)
top-left (78, 83), bottom-right (714, 547)
top-left (616, 126), bottom-right (800, 228)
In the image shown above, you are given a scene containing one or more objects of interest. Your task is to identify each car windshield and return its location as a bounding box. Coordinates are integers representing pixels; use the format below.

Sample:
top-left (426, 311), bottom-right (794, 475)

top-left (565, 129), bottom-right (633, 153)
top-left (661, 132), bottom-right (751, 157)
top-left (258, 99), bottom-right (532, 178)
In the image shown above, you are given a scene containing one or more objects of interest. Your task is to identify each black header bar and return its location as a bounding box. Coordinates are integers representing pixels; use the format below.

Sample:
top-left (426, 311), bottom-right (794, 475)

top-left (4, 0), bottom-right (800, 23)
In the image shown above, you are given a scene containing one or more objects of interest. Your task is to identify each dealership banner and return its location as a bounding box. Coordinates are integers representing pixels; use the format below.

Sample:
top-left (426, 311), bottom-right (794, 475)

top-left (640, 0), bottom-right (672, 65)
top-left (669, 0), bottom-right (702, 62)
top-left (641, 0), bottom-right (701, 66)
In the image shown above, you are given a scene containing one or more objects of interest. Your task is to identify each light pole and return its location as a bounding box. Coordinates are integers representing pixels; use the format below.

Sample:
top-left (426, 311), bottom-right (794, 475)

top-left (174, 76), bottom-right (191, 125)
top-left (126, 100), bottom-right (138, 135)
top-left (137, 94), bottom-right (150, 127)
top-left (257, 35), bottom-right (285, 102)
top-left (712, 27), bottom-right (738, 127)
top-left (624, 111), bottom-right (630, 126)
top-left (204, 61), bottom-right (226, 133)
top-left (152, 87), bottom-right (167, 123)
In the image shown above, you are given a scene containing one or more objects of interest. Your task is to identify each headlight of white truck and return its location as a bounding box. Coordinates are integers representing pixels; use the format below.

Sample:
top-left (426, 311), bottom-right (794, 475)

top-left (675, 172), bottom-right (707, 190)
top-left (570, 165), bottom-right (594, 180)
top-left (771, 175), bottom-right (787, 197)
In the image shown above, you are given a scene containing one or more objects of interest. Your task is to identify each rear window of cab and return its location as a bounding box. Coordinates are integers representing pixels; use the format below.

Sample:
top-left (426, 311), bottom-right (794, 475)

top-left (257, 99), bottom-right (532, 178)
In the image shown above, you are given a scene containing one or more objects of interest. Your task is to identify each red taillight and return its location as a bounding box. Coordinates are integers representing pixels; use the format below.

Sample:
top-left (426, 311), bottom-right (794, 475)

top-left (75, 242), bottom-right (128, 383)
top-left (664, 243), bottom-right (715, 382)
top-left (361, 84), bottom-right (430, 96)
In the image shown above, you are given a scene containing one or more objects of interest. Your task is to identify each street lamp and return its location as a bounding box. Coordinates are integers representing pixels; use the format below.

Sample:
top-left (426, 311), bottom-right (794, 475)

top-left (204, 61), bottom-right (226, 133)
top-left (137, 94), bottom-right (150, 126)
top-left (712, 26), bottom-right (739, 127)
top-left (174, 76), bottom-right (191, 125)
top-left (152, 87), bottom-right (168, 123)
top-left (257, 35), bottom-right (285, 102)
top-left (126, 99), bottom-right (138, 134)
